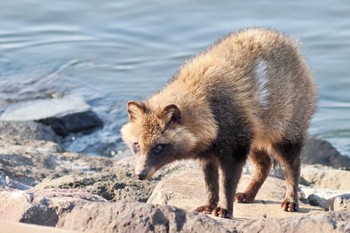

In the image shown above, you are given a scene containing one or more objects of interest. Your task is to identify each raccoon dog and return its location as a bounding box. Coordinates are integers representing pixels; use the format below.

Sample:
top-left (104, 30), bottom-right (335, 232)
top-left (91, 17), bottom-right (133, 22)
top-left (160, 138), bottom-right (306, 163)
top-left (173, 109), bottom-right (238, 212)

top-left (121, 28), bottom-right (317, 218)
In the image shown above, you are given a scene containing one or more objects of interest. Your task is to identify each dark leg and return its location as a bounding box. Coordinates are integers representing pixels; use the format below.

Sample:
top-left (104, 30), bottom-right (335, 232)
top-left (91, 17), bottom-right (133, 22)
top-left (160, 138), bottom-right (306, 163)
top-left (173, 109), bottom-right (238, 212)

top-left (235, 149), bottom-right (272, 203)
top-left (273, 139), bottom-right (303, 212)
top-left (212, 146), bottom-right (248, 218)
top-left (195, 160), bottom-right (219, 214)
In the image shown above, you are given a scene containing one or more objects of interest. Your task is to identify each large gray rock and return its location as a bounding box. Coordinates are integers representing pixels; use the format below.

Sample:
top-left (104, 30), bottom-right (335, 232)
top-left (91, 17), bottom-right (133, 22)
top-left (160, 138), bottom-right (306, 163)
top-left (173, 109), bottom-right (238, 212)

top-left (0, 135), bottom-right (112, 186)
top-left (58, 202), bottom-right (350, 233)
top-left (302, 138), bottom-right (350, 170)
top-left (1, 147), bottom-right (349, 233)
top-left (147, 170), bottom-right (322, 219)
top-left (1, 194), bottom-right (349, 233)
top-left (0, 188), bottom-right (106, 226)
top-left (0, 95), bottom-right (103, 137)
top-left (301, 164), bottom-right (350, 190)
top-left (0, 187), bottom-right (349, 233)
top-left (0, 121), bottom-right (59, 143)
top-left (38, 110), bottom-right (103, 136)
top-left (59, 201), bottom-right (228, 233)
top-left (0, 95), bottom-right (90, 121)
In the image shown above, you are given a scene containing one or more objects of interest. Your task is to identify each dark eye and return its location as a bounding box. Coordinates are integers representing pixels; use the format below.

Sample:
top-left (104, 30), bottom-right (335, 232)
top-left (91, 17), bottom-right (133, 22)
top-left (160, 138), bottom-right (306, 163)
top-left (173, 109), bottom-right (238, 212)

top-left (132, 142), bottom-right (140, 153)
top-left (152, 144), bottom-right (164, 154)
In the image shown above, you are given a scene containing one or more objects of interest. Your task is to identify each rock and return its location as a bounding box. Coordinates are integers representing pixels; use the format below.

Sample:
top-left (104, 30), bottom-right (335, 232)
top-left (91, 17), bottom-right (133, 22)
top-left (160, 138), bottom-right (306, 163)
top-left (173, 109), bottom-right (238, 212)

top-left (268, 164), bottom-right (310, 186)
top-left (0, 172), bottom-right (31, 190)
top-left (36, 173), bottom-right (119, 201)
top-left (307, 193), bottom-right (327, 209)
top-left (0, 121), bottom-right (59, 143)
top-left (59, 201), bottom-right (229, 233)
top-left (0, 220), bottom-right (78, 233)
top-left (301, 164), bottom-right (350, 190)
top-left (35, 157), bottom-right (156, 202)
top-left (326, 194), bottom-right (350, 211)
top-left (241, 211), bottom-right (350, 233)
top-left (38, 110), bottom-right (103, 136)
top-left (0, 188), bottom-right (106, 226)
top-left (0, 135), bottom-right (112, 186)
top-left (301, 138), bottom-right (350, 170)
top-left (35, 157), bottom-right (198, 203)
top-left (0, 95), bottom-right (103, 136)
top-left (2, 197), bottom-right (349, 233)
top-left (0, 95), bottom-right (90, 121)
top-left (57, 202), bottom-right (350, 233)
top-left (1, 155), bottom-right (349, 232)
top-left (35, 172), bottom-right (155, 203)
top-left (147, 169), bottom-right (320, 219)
top-left (113, 154), bottom-right (201, 179)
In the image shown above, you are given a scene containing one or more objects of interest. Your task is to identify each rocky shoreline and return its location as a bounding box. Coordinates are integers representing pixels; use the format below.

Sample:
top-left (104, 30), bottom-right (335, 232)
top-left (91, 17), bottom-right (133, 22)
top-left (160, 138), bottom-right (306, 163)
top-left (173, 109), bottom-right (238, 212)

top-left (0, 109), bottom-right (350, 232)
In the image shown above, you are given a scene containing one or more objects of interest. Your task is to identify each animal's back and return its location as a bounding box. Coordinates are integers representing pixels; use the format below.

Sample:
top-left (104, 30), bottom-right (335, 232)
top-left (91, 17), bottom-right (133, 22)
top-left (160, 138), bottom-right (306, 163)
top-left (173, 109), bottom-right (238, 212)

top-left (168, 28), bottom-right (317, 145)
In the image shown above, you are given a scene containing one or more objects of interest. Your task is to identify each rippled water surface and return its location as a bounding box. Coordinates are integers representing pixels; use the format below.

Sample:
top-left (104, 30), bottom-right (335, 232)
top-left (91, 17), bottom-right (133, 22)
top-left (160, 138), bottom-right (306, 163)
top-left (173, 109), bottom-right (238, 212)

top-left (1, 1), bottom-right (350, 156)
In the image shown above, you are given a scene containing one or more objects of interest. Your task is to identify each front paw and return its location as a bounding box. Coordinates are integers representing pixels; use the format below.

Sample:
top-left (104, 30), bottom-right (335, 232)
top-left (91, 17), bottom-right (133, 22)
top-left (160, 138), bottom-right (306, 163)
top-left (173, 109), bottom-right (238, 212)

top-left (281, 200), bottom-right (298, 212)
top-left (195, 205), bottom-right (215, 214)
top-left (234, 192), bottom-right (255, 203)
top-left (211, 207), bottom-right (232, 219)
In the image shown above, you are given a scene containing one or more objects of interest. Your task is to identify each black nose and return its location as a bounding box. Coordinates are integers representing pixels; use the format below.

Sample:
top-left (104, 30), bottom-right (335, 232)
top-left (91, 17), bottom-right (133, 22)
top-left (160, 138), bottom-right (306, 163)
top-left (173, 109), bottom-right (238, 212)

top-left (137, 171), bottom-right (147, 180)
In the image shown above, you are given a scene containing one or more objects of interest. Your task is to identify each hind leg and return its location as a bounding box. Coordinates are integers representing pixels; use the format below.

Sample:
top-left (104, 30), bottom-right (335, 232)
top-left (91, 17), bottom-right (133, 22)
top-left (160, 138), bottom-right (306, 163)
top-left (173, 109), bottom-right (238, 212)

top-left (273, 139), bottom-right (303, 212)
top-left (235, 149), bottom-right (272, 203)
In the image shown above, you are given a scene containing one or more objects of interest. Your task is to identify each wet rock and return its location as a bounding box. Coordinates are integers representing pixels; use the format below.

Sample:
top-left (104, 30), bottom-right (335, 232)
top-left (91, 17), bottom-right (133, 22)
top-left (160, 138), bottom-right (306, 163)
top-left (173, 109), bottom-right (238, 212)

top-left (307, 193), bottom-right (327, 209)
top-left (0, 95), bottom-right (90, 121)
top-left (0, 135), bottom-right (112, 186)
top-left (0, 188), bottom-right (106, 226)
top-left (39, 110), bottom-right (103, 136)
top-left (302, 138), bottom-right (350, 170)
top-left (326, 194), bottom-right (350, 211)
top-left (0, 121), bottom-right (59, 143)
top-left (301, 164), bottom-right (350, 190)
top-left (0, 95), bottom-right (103, 137)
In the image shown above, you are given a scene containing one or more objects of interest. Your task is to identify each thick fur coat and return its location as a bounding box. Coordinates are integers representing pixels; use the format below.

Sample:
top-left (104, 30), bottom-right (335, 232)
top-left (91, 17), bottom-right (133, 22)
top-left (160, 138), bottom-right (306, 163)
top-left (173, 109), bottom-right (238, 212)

top-left (121, 28), bottom-right (317, 218)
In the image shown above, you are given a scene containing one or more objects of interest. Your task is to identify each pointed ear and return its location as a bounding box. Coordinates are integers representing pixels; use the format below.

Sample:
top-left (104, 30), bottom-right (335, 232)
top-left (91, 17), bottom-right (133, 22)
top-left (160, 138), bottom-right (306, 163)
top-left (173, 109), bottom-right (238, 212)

top-left (160, 104), bottom-right (182, 126)
top-left (127, 101), bottom-right (144, 122)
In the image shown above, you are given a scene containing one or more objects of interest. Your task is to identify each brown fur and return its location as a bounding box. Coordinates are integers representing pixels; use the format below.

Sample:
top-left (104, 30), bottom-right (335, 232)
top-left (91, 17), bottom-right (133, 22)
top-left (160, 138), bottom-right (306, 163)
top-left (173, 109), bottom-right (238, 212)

top-left (121, 28), bottom-right (317, 218)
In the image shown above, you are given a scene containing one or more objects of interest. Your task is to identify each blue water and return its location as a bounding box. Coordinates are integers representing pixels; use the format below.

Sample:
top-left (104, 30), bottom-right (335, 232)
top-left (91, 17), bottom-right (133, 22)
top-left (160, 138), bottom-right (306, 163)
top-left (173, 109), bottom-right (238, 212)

top-left (0, 1), bottom-right (350, 156)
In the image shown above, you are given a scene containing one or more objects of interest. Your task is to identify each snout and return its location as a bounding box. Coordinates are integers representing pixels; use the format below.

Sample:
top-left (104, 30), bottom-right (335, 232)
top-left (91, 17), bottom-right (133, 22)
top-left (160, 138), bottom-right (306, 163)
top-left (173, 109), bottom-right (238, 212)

top-left (135, 167), bottom-right (156, 181)
top-left (136, 170), bottom-right (147, 180)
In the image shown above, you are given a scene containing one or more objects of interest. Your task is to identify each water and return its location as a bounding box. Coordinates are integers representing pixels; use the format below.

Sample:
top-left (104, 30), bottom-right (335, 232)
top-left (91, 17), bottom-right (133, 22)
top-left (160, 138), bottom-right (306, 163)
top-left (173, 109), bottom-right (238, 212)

top-left (0, 0), bottom-right (350, 157)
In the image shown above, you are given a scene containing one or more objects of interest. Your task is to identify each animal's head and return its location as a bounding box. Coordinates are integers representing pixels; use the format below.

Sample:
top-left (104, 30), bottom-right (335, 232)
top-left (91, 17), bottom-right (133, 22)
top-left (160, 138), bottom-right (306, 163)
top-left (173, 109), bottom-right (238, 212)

top-left (121, 100), bottom-right (197, 180)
